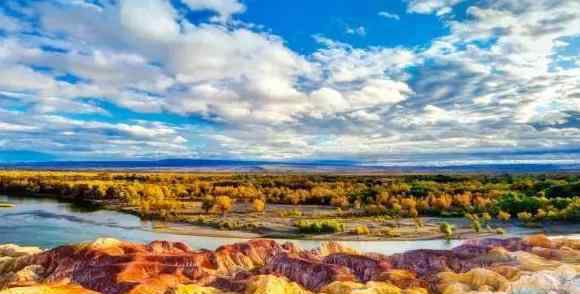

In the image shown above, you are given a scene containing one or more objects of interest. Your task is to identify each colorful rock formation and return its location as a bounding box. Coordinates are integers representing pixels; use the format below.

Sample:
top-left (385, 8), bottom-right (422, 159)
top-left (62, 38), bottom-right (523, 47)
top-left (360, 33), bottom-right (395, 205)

top-left (1, 235), bottom-right (579, 294)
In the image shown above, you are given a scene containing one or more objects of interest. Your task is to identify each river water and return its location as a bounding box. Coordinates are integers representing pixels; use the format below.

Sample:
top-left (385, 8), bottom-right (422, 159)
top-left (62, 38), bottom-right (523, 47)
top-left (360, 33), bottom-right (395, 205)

top-left (0, 194), bottom-right (573, 254)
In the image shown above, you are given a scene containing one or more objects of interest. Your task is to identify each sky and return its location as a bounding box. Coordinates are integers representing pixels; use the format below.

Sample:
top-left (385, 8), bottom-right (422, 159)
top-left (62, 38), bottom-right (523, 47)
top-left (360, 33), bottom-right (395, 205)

top-left (0, 0), bottom-right (579, 163)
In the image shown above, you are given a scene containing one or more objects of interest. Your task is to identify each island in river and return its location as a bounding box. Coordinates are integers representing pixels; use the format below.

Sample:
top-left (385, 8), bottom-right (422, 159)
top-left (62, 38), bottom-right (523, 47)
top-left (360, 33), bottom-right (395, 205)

top-left (0, 170), bottom-right (579, 241)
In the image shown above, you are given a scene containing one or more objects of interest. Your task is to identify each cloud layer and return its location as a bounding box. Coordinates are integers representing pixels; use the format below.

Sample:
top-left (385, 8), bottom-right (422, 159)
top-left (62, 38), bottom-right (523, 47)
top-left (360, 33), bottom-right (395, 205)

top-left (0, 0), bottom-right (578, 162)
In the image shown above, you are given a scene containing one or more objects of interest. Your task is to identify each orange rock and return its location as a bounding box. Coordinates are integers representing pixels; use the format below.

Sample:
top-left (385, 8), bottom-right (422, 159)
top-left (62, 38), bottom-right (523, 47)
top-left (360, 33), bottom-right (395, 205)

top-left (4, 235), bottom-right (580, 294)
top-left (5, 239), bottom-right (294, 294)
top-left (319, 242), bottom-right (359, 257)
top-left (553, 238), bottom-right (580, 250)
top-left (0, 265), bottom-right (45, 289)
top-left (0, 284), bottom-right (99, 294)
top-left (489, 265), bottom-right (521, 281)
top-left (245, 275), bottom-right (311, 294)
top-left (375, 270), bottom-right (426, 289)
top-left (524, 235), bottom-right (554, 249)
top-left (437, 268), bottom-right (509, 293)
top-left (531, 246), bottom-right (580, 261)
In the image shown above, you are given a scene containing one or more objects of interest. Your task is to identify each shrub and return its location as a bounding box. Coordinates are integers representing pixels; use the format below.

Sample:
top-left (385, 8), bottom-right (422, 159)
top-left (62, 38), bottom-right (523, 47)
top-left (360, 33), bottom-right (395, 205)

top-left (295, 220), bottom-right (345, 234)
top-left (194, 216), bottom-right (210, 225)
top-left (286, 208), bottom-right (303, 217)
top-left (534, 209), bottom-right (546, 222)
top-left (561, 199), bottom-right (580, 221)
top-left (201, 196), bottom-right (215, 213)
top-left (465, 213), bottom-right (482, 233)
top-left (219, 219), bottom-right (241, 230)
top-left (330, 195), bottom-right (350, 208)
top-left (471, 219), bottom-right (482, 233)
top-left (517, 212), bottom-right (533, 223)
top-left (380, 228), bottom-right (401, 237)
top-left (352, 224), bottom-right (371, 235)
top-left (413, 217), bottom-right (424, 229)
top-left (481, 212), bottom-right (492, 224)
top-left (408, 207), bottom-right (419, 218)
top-left (439, 222), bottom-right (454, 239)
top-left (364, 204), bottom-right (387, 216)
top-left (497, 211), bottom-right (511, 222)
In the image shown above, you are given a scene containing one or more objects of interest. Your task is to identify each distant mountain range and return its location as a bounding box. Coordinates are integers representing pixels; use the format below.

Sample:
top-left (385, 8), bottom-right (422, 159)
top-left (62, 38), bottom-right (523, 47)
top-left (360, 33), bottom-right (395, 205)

top-left (1, 159), bottom-right (579, 173)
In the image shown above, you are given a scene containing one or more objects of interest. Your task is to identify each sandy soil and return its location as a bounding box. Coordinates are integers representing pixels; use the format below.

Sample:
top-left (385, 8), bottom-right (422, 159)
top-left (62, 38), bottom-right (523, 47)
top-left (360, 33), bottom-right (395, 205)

top-left (98, 201), bottom-right (551, 241)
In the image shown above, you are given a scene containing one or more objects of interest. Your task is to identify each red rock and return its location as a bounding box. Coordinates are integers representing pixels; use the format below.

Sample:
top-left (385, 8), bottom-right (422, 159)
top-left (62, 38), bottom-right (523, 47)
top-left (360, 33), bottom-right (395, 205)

top-left (2, 235), bottom-right (573, 294)
top-left (8, 239), bottom-right (294, 294)
top-left (258, 252), bottom-right (355, 291)
top-left (322, 253), bottom-right (391, 282)
top-left (387, 249), bottom-right (491, 279)
top-left (461, 237), bottom-right (531, 252)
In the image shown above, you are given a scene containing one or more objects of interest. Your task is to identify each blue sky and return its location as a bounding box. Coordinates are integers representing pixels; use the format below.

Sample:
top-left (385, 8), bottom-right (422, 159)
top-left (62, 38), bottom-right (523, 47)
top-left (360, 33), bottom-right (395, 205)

top-left (0, 0), bottom-right (579, 163)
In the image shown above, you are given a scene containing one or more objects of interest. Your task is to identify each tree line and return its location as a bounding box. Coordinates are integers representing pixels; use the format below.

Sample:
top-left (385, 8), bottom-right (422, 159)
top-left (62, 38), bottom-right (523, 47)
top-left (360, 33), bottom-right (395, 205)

top-left (0, 171), bottom-right (578, 221)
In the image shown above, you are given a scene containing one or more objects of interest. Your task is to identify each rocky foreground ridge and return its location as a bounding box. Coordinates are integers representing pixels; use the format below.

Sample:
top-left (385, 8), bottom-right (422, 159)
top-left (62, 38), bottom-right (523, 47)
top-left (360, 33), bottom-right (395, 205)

top-left (0, 235), bottom-right (579, 294)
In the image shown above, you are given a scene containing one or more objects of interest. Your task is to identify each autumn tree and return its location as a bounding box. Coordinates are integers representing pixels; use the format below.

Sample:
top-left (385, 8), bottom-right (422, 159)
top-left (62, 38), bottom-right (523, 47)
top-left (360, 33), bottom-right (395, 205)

top-left (330, 195), bottom-right (350, 209)
top-left (214, 196), bottom-right (233, 215)
top-left (201, 195), bottom-right (215, 213)
top-left (252, 198), bottom-right (266, 213)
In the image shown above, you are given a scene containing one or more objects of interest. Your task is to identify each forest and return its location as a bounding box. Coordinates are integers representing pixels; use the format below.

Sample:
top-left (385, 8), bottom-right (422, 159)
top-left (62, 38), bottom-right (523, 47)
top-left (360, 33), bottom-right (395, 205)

top-left (1, 171), bottom-right (578, 224)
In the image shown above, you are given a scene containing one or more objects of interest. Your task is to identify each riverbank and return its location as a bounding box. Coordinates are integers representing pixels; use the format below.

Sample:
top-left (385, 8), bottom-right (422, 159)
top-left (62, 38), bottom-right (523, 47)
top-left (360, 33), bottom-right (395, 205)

top-left (97, 200), bottom-right (507, 241)
top-left (105, 199), bottom-right (580, 241)
top-left (1, 171), bottom-right (579, 242)
top-left (3, 194), bottom-right (578, 242)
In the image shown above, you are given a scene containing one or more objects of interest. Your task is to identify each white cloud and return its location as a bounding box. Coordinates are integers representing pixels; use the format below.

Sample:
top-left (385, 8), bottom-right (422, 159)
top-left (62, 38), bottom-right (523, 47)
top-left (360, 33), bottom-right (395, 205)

top-left (120, 0), bottom-right (180, 42)
top-left (0, 64), bottom-right (56, 93)
top-left (346, 79), bottom-right (411, 108)
top-left (406, 0), bottom-right (465, 15)
top-left (0, 0), bottom-right (579, 161)
top-left (378, 11), bottom-right (400, 20)
top-left (309, 88), bottom-right (349, 116)
top-left (0, 122), bottom-right (38, 132)
top-left (346, 26), bottom-right (367, 36)
top-left (313, 39), bottom-right (415, 83)
top-left (182, 0), bottom-right (245, 23)
top-left (0, 11), bottom-right (24, 32)
top-left (0, 109), bottom-right (195, 159)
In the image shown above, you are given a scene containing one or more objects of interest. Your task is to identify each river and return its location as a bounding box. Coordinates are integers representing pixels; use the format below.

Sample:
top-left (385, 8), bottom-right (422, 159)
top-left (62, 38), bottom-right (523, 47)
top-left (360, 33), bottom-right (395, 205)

top-left (0, 194), bottom-right (575, 254)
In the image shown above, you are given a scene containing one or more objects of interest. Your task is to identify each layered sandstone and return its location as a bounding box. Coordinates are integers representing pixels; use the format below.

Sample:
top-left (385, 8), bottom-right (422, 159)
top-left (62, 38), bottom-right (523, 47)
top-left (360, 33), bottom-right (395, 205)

top-left (0, 235), bottom-right (579, 294)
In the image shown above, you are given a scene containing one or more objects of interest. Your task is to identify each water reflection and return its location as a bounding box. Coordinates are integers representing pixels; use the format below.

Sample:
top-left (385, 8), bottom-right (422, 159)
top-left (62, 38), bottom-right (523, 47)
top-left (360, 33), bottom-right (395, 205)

top-left (0, 194), bottom-right (525, 254)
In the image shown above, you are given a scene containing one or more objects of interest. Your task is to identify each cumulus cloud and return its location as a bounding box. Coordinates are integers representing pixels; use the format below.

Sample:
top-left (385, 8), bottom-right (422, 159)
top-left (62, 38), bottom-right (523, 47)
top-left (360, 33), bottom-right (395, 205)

top-left (406, 0), bottom-right (465, 15)
top-left (0, 108), bottom-right (195, 159)
top-left (0, 0), bottom-right (578, 161)
top-left (181, 0), bottom-right (245, 23)
top-left (120, 0), bottom-right (181, 42)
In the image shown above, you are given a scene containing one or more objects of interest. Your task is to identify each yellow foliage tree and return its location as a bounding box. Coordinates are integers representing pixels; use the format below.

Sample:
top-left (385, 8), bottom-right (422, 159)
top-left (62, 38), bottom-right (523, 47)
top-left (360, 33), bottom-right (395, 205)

top-left (213, 196), bottom-right (233, 215)
top-left (252, 198), bottom-right (266, 213)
